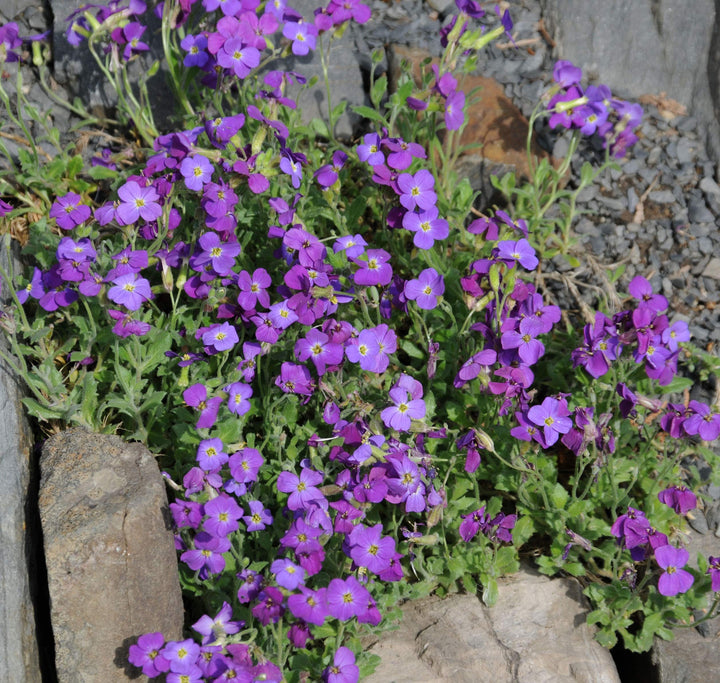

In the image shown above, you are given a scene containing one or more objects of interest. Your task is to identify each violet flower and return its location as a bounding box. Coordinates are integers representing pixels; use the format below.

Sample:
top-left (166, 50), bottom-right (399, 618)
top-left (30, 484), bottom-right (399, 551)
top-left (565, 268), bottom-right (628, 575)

top-left (655, 545), bottom-right (694, 597)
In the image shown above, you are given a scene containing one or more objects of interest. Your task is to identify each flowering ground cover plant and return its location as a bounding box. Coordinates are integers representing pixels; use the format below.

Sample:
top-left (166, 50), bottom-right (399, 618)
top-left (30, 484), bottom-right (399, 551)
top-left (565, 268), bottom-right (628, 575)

top-left (2, 0), bottom-right (720, 680)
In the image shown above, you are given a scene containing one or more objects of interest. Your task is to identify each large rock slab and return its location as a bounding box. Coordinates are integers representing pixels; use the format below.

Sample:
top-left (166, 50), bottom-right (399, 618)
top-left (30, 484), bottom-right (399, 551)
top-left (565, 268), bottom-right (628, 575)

top-left (539, 0), bottom-right (720, 169)
top-left (0, 235), bottom-right (42, 682)
top-left (364, 566), bottom-right (620, 683)
top-left (39, 429), bottom-right (183, 682)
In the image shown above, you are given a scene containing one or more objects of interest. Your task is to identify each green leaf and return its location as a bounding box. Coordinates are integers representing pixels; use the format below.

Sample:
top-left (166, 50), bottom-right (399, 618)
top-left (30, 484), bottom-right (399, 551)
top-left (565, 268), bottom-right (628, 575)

top-left (21, 396), bottom-right (65, 421)
top-left (550, 482), bottom-right (569, 509)
top-left (371, 75), bottom-right (387, 107)
top-left (482, 577), bottom-right (499, 606)
top-left (580, 161), bottom-right (594, 185)
top-left (350, 105), bottom-right (387, 124)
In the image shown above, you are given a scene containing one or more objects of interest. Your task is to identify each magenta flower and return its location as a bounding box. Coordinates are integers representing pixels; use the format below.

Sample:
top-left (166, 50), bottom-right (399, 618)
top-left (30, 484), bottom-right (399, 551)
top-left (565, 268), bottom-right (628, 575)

top-left (128, 632), bottom-right (171, 678)
top-left (527, 396), bottom-right (572, 446)
top-left (628, 275), bottom-right (668, 313)
top-left (323, 646), bottom-right (359, 683)
top-left (252, 587), bottom-right (286, 625)
top-left (655, 545), bottom-right (694, 597)
top-left (50, 192), bottom-right (91, 230)
top-left (325, 576), bottom-right (369, 621)
top-left (107, 272), bottom-right (152, 310)
top-left (288, 586), bottom-right (328, 626)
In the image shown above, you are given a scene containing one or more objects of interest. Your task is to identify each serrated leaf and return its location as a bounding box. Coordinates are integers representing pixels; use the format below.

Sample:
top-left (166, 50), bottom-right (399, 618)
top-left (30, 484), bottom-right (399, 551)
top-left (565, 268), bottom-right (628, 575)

top-left (21, 396), bottom-right (64, 421)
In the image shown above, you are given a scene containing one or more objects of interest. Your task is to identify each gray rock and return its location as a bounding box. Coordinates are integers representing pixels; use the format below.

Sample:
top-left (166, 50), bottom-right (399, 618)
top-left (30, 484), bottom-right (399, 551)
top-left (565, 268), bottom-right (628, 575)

top-left (649, 190), bottom-right (677, 204)
top-left (0, 236), bottom-right (42, 682)
top-left (688, 197), bottom-right (715, 223)
top-left (39, 429), bottom-right (183, 682)
top-left (539, 0), bottom-right (720, 171)
top-left (364, 566), bottom-right (620, 683)
top-left (701, 257), bottom-right (720, 279)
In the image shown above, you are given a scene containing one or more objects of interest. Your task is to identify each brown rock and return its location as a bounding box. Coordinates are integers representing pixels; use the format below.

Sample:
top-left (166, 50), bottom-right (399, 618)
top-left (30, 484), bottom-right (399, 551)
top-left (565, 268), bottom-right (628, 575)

top-left (387, 44), bottom-right (554, 185)
top-left (364, 565), bottom-right (620, 683)
top-left (39, 429), bottom-right (183, 682)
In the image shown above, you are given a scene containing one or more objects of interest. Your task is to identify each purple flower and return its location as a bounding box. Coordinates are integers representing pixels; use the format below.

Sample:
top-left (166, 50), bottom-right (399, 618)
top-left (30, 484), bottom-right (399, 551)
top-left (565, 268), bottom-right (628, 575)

top-left (243, 500), bottom-right (273, 531)
top-left (252, 586), bottom-right (285, 625)
top-left (283, 20), bottom-right (318, 56)
top-left (655, 545), bottom-right (694, 597)
top-left (181, 531), bottom-right (230, 578)
top-left (404, 268), bottom-right (445, 310)
top-left (277, 467), bottom-right (325, 511)
top-left (445, 89), bottom-right (465, 130)
top-left (496, 238), bottom-right (538, 270)
top-left (381, 386), bottom-right (426, 432)
top-left (348, 523), bottom-right (397, 575)
top-left (295, 329), bottom-right (343, 375)
top-left (628, 275), bottom-right (668, 313)
top-left (181, 34), bottom-right (209, 68)
top-left (180, 155), bottom-right (214, 191)
top-left (352, 249), bottom-right (393, 286)
top-left (161, 638), bottom-right (201, 675)
top-left (192, 601), bottom-right (242, 645)
top-left (527, 396), bottom-right (572, 446)
top-left (708, 556), bottom-right (720, 592)
top-left (396, 169), bottom-right (437, 211)
top-left (402, 206), bottom-right (449, 249)
top-left (237, 268), bottom-right (271, 310)
top-left (501, 317), bottom-right (546, 365)
top-left (356, 132), bottom-right (384, 166)
top-left (658, 486), bottom-right (697, 515)
top-left (201, 322), bottom-right (239, 353)
top-left (217, 37), bottom-right (260, 78)
top-left (129, 632), bottom-right (171, 678)
top-left (682, 401), bottom-right (720, 441)
top-left (226, 381), bottom-right (252, 416)
top-left (345, 324), bottom-right (397, 373)
top-left (107, 272), bottom-right (152, 310)
top-left (196, 438), bottom-right (228, 472)
top-left (275, 361), bottom-right (314, 395)
top-left (288, 586), bottom-right (328, 626)
top-left (203, 494), bottom-right (242, 537)
top-left (184, 383), bottom-right (223, 430)
top-left (50, 192), bottom-right (91, 230)
top-left (325, 576), bottom-right (369, 621)
top-left (194, 232), bottom-right (241, 275)
top-left (271, 558), bottom-right (306, 590)
top-left (323, 646), bottom-right (359, 683)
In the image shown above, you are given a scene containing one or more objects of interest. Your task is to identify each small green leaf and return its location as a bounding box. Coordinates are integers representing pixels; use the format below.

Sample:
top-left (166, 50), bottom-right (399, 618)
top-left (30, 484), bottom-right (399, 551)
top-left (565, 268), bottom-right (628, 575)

top-left (351, 105), bottom-right (387, 124)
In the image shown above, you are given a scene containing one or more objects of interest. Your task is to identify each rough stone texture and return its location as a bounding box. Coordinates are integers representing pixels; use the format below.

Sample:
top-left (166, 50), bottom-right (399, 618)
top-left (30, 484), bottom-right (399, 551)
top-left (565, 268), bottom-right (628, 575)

top-left (0, 235), bottom-right (42, 682)
top-left (39, 429), bottom-right (184, 682)
top-left (651, 518), bottom-right (720, 682)
top-left (364, 566), bottom-right (620, 683)
top-left (539, 0), bottom-right (720, 171)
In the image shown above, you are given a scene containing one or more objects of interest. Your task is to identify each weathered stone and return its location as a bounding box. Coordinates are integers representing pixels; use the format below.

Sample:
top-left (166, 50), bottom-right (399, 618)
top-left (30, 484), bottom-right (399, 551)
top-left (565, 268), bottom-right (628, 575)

top-left (702, 257), bottom-right (720, 280)
top-left (39, 429), bottom-right (183, 682)
top-left (652, 526), bottom-right (720, 682)
top-left (0, 235), bottom-right (42, 682)
top-left (364, 565), bottom-right (620, 683)
top-left (539, 0), bottom-right (720, 172)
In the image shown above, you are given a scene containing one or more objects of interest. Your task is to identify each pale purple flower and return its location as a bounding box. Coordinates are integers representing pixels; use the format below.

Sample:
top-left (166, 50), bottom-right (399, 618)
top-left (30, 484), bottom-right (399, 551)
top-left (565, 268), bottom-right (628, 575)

top-left (527, 396), bottom-right (572, 446)
top-left (50, 192), bottom-right (91, 230)
top-left (404, 268), bottom-right (445, 310)
top-left (180, 155), bottom-right (214, 191)
top-left (655, 545), bottom-right (694, 597)
top-left (116, 181), bottom-right (161, 225)
top-left (107, 272), bottom-right (152, 310)
top-left (396, 169), bottom-right (437, 211)
top-left (381, 386), bottom-right (426, 432)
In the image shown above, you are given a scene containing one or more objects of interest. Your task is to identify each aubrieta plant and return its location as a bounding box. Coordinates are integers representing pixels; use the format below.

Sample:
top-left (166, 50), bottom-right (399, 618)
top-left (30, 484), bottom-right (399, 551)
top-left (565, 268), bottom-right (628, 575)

top-left (2, 0), bottom-right (720, 679)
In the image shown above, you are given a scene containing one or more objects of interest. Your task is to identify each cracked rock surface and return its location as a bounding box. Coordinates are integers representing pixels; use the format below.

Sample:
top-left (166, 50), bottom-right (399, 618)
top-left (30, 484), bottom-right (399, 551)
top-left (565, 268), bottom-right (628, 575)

top-left (39, 429), bottom-right (183, 682)
top-left (364, 566), bottom-right (620, 683)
